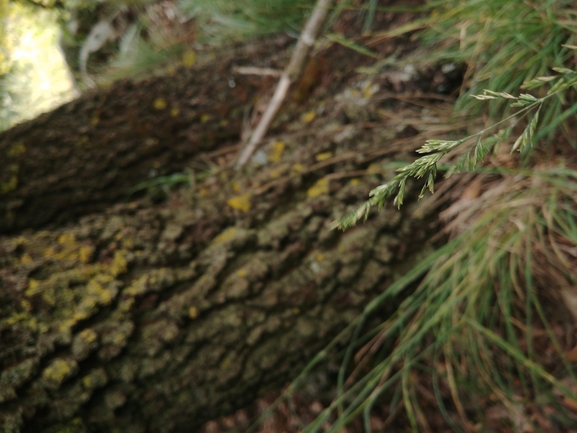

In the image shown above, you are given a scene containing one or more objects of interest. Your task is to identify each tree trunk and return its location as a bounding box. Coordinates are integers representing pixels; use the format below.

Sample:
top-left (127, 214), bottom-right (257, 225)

top-left (0, 31), bottom-right (443, 433)
top-left (0, 38), bottom-right (290, 234)
top-left (0, 178), bottom-right (433, 432)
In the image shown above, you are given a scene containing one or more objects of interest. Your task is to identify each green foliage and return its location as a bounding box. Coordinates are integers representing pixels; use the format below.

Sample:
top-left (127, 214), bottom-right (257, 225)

top-left (338, 66), bottom-right (577, 230)
top-left (417, 0), bottom-right (577, 117)
top-left (300, 166), bottom-right (577, 432)
top-left (75, 0), bottom-right (319, 84)
top-left (300, 1), bottom-right (577, 431)
top-left (177, 0), bottom-right (317, 42)
top-left (127, 168), bottom-right (210, 198)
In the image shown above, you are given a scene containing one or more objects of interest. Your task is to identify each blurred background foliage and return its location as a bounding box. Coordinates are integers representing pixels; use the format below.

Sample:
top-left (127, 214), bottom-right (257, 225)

top-left (0, 0), bottom-right (319, 132)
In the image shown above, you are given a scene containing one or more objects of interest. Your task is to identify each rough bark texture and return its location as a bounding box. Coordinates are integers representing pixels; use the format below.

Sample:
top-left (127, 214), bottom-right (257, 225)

top-left (0, 38), bottom-right (289, 234)
top-left (0, 116), bottom-right (437, 433)
top-left (0, 176), bottom-right (432, 432)
top-left (0, 16), bottom-right (446, 432)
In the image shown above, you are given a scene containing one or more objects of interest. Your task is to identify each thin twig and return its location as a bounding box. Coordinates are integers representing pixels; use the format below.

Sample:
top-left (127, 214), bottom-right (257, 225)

top-left (232, 66), bottom-right (282, 77)
top-left (236, 0), bottom-right (334, 167)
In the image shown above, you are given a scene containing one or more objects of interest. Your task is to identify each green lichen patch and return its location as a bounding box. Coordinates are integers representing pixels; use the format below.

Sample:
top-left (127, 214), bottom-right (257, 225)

top-left (84, 277), bottom-right (117, 306)
top-left (210, 227), bottom-right (237, 246)
top-left (0, 164), bottom-right (19, 194)
top-left (98, 321), bottom-right (134, 360)
top-left (7, 142), bottom-right (26, 157)
top-left (109, 250), bottom-right (128, 277)
top-left (104, 389), bottom-right (127, 411)
top-left (221, 273), bottom-right (250, 299)
top-left (0, 358), bottom-right (39, 403)
top-left (124, 268), bottom-right (176, 297)
top-left (257, 207), bottom-right (312, 248)
top-left (140, 319), bottom-right (180, 357)
top-left (42, 358), bottom-right (78, 389)
top-left (72, 329), bottom-right (99, 361)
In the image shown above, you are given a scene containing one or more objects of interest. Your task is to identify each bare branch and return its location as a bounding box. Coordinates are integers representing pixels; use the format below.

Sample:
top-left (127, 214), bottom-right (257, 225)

top-left (236, 0), bottom-right (334, 167)
top-left (232, 66), bottom-right (282, 77)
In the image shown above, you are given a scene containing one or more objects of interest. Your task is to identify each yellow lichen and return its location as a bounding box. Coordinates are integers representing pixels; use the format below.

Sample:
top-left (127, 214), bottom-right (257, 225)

top-left (236, 269), bottom-right (247, 278)
top-left (315, 151), bottom-right (332, 161)
top-left (79, 329), bottom-right (97, 344)
top-left (1, 175), bottom-right (18, 194)
top-left (25, 279), bottom-right (41, 296)
top-left (119, 297), bottom-right (134, 313)
top-left (188, 306), bottom-right (198, 319)
top-left (315, 253), bottom-right (325, 262)
top-left (42, 233), bottom-right (84, 261)
top-left (211, 227), bottom-right (237, 245)
top-left (20, 253), bottom-right (33, 264)
top-left (220, 357), bottom-right (231, 369)
top-left (112, 332), bottom-right (127, 346)
top-left (75, 298), bottom-right (95, 323)
top-left (350, 178), bottom-right (360, 186)
top-left (268, 141), bottom-right (285, 163)
top-left (42, 288), bottom-right (56, 306)
top-left (307, 177), bottom-right (329, 198)
top-left (59, 318), bottom-right (78, 333)
top-left (82, 375), bottom-right (92, 388)
top-left (120, 237), bottom-right (134, 250)
top-left (367, 163), bottom-right (381, 174)
top-left (125, 275), bottom-right (149, 296)
top-left (200, 114), bottom-right (211, 123)
top-left (110, 251), bottom-right (128, 276)
top-left (231, 180), bottom-right (241, 192)
top-left (182, 50), bottom-right (196, 67)
top-left (5, 312), bottom-right (33, 326)
top-left (79, 246), bottom-right (93, 263)
top-left (86, 278), bottom-right (113, 305)
top-left (290, 164), bottom-right (304, 175)
top-left (7, 142), bottom-right (26, 157)
top-left (59, 233), bottom-right (75, 245)
top-left (42, 246), bottom-right (55, 259)
top-left (153, 98), bottom-right (167, 110)
top-left (227, 193), bottom-right (251, 212)
top-left (170, 107), bottom-right (180, 117)
top-left (301, 110), bottom-right (316, 123)
top-left (268, 166), bottom-right (285, 179)
top-left (42, 358), bottom-right (76, 384)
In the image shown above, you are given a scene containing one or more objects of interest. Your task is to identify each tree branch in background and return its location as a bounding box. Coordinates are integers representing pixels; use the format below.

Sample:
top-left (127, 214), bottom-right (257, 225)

top-left (236, 0), bottom-right (334, 167)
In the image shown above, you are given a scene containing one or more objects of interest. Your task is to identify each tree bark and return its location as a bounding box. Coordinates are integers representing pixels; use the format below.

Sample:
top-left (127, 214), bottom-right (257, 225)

top-left (0, 31), bottom-right (441, 433)
top-left (0, 37), bottom-right (290, 234)
top-left (0, 172), bottom-right (432, 432)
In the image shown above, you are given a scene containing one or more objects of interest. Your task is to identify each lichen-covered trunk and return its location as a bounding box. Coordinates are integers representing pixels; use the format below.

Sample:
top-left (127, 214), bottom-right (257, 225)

top-left (0, 28), bottom-right (442, 433)
top-left (0, 176), bottom-right (432, 432)
top-left (0, 38), bottom-right (288, 234)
